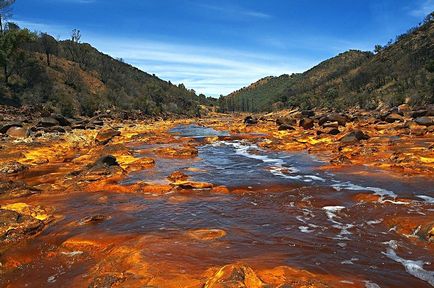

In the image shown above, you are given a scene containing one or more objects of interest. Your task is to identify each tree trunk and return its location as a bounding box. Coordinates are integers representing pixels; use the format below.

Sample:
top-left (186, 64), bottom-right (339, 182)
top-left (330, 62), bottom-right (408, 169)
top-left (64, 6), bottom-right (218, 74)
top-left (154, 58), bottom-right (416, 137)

top-left (4, 65), bottom-right (8, 84)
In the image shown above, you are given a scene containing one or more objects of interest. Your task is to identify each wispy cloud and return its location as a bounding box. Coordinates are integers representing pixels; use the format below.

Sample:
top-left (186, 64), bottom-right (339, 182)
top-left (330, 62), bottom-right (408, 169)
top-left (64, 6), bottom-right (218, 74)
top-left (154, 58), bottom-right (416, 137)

top-left (91, 37), bottom-right (309, 96)
top-left (198, 3), bottom-right (272, 20)
top-left (410, 0), bottom-right (434, 17)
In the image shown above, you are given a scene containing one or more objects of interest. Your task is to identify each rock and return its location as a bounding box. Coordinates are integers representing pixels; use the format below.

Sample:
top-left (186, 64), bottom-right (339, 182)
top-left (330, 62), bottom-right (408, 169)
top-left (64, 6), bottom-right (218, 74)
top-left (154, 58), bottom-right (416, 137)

top-left (0, 122), bottom-right (22, 134)
top-left (168, 171), bottom-right (189, 182)
top-left (6, 126), bottom-right (29, 138)
top-left (415, 116), bottom-right (434, 127)
top-left (187, 229), bottom-right (226, 241)
top-left (410, 110), bottom-right (427, 118)
top-left (204, 264), bottom-right (264, 288)
top-left (37, 117), bottom-right (59, 127)
top-left (301, 110), bottom-right (315, 117)
top-left (340, 130), bottom-right (370, 143)
top-left (322, 121), bottom-right (339, 129)
top-left (91, 155), bottom-right (119, 169)
top-left (78, 215), bottom-right (109, 225)
top-left (0, 161), bottom-right (28, 174)
top-left (385, 113), bottom-right (404, 123)
top-left (299, 118), bottom-right (314, 130)
top-left (95, 129), bottom-right (121, 145)
top-left (0, 209), bottom-right (44, 244)
top-left (176, 181), bottom-right (213, 189)
top-left (155, 145), bottom-right (198, 158)
top-left (51, 114), bottom-right (71, 126)
top-left (325, 128), bottom-right (340, 135)
top-left (331, 155), bottom-right (352, 165)
top-left (324, 113), bottom-right (348, 126)
top-left (244, 116), bottom-right (258, 125)
top-left (398, 104), bottom-right (411, 114)
top-left (278, 124), bottom-right (295, 131)
top-left (89, 274), bottom-right (126, 288)
top-left (276, 116), bottom-right (296, 126)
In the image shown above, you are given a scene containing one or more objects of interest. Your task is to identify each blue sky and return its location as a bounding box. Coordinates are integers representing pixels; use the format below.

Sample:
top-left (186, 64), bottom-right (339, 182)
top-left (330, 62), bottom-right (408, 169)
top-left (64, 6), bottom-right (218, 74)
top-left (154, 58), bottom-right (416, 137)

top-left (12, 0), bottom-right (434, 96)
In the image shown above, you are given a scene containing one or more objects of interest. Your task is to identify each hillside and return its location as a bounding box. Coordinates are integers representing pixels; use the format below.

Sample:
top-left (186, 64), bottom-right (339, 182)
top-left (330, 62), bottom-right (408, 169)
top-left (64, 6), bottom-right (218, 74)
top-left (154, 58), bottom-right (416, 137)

top-left (0, 28), bottom-right (215, 117)
top-left (222, 13), bottom-right (434, 112)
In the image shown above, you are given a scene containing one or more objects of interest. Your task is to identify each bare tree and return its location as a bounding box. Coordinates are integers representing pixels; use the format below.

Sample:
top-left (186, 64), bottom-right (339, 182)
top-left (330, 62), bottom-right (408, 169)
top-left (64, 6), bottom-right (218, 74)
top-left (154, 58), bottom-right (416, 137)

top-left (40, 32), bottom-right (58, 66)
top-left (0, 0), bottom-right (14, 34)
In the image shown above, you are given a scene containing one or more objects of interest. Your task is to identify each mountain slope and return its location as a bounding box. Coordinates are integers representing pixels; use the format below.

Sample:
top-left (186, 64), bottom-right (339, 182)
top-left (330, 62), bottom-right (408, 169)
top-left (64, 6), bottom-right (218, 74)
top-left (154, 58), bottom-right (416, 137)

top-left (222, 14), bottom-right (434, 112)
top-left (0, 30), bottom-right (211, 117)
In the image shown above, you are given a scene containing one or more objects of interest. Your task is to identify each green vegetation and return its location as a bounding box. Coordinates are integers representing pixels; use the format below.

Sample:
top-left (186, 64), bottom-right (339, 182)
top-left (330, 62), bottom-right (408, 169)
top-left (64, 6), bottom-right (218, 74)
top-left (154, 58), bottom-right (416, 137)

top-left (0, 0), bottom-right (217, 117)
top-left (221, 12), bottom-right (434, 112)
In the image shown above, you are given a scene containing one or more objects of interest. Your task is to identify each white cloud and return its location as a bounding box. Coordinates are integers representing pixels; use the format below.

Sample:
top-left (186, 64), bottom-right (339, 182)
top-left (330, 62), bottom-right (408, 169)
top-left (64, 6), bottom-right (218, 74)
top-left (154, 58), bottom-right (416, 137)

top-left (197, 3), bottom-right (272, 20)
top-left (410, 0), bottom-right (434, 17)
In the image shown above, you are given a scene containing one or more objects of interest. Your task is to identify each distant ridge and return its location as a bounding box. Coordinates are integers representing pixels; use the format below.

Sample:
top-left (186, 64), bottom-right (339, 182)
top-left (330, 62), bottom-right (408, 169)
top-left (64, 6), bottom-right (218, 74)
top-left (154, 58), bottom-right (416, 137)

top-left (221, 13), bottom-right (434, 112)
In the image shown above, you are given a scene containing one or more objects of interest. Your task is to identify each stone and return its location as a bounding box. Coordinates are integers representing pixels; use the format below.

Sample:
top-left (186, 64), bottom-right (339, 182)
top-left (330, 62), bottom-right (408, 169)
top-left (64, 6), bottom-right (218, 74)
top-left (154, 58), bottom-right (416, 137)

top-left (276, 116), bottom-right (296, 126)
top-left (322, 121), bottom-right (339, 129)
top-left (91, 155), bottom-right (120, 169)
top-left (415, 116), bottom-right (434, 127)
top-left (299, 118), bottom-right (314, 130)
top-left (95, 129), bottom-right (121, 145)
top-left (168, 171), bottom-right (189, 182)
top-left (385, 113), bottom-right (404, 123)
top-left (278, 124), bottom-right (295, 131)
top-left (325, 128), bottom-right (340, 135)
top-left (0, 122), bottom-right (22, 134)
top-left (78, 215), bottom-right (109, 225)
top-left (331, 155), bottom-right (352, 165)
top-left (51, 114), bottom-right (71, 126)
top-left (0, 161), bottom-right (28, 174)
top-left (176, 181), bottom-right (213, 189)
top-left (301, 110), bottom-right (315, 117)
top-left (37, 117), bottom-right (59, 127)
top-left (398, 104), bottom-right (411, 114)
top-left (410, 110), bottom-right (427, 118)
top-left (244, 116), bottom-right (258, 125)
top-left (324, 113), bottom-right (348, 126)
top-left (6, 126), bottom-right (29, 138)
top-left (340, 130), bottom-right (370, 143)
top-left (204, 264), bottom-right (264, 288)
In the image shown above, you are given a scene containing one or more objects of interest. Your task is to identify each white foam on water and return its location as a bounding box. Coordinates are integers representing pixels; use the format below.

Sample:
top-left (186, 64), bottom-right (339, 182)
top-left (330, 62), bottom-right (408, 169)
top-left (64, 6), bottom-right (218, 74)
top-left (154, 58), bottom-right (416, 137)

top-left (364, 281), bottom-right (382, 288)
top-left (61, 251), bottom-right (83, 257)
top-left (298, 226), bottom-right (315, 233)
top-left (332, 182), bottom-right (397, 199)
top-left (383, 241), bottom-right (434, 286)
top-left (367, 219), bottom-right (383, 225)
top-left (215, 141), bottom-right (333, 184)
top-left (417, 195), bottom-right (434, 204)
top-left (341, 258), bottom-right (359, 265)
top-left (323, 206), bottom-right (354, 240)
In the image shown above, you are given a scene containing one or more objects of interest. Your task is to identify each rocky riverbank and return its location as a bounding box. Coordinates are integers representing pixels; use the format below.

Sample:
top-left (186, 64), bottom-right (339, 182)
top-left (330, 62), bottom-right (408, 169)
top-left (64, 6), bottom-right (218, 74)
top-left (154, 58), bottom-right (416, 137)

top-left (0, 104), bottom-right (433, 287)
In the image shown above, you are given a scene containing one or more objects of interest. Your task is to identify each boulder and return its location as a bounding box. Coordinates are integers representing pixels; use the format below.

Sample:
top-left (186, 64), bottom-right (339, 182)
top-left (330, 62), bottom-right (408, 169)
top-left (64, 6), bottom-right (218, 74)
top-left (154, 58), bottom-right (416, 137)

top-left (385, 113), bottom-right (404, 123)
top-left (325, 113), bottom-right (348, 126)
top-left (299, 118), bottom-right (314, 130)
top-left (168, 171), bottom-right (189, 182)
top-left (340, 130), bottom-right (370, 143)
top-left (398, 104), bottom-right (411, 114)
top-left (244, 116), bottom-right (258, 125)
top-left (301, 110), bottom-right (315, 117)
top-left (276, 116), bottom-right (296, 126)
top-left (91, 155), bottom-right (119, 169)
top-left (410, 110), bottom-right (427, 118)
top-left (278, 124), bottom-right (295, 131)
top-left (415, 116), bottom-right (434, 127)
top-left (6, 127), bottom-right (29, 138)
top-left (37, 117), bottom-right (59, 127)
top-left (51, 114), bottom-right (71, 126)
top-left (95, 129), bottom-right (121, 145)
top-left (0, 161), bottom-right (28, 174)
top-left (204, 264), bottom-right (264, 288)
top-left (0, 122), bottom-right (22, 134)
top-left (325, 128), bottom-right (340, 135)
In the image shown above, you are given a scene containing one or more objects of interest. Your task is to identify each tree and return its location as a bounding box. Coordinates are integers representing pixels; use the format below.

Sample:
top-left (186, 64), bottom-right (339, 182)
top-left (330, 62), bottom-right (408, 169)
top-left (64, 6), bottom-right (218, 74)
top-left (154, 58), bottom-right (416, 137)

top-left (0, 0), bottom-right (14, 34)
top-left (0, 28), bottom-right (34, 84)
top-left (40, 33), bottom-right (58, 66)
top-left (374, 44), bottom-right (383, 54)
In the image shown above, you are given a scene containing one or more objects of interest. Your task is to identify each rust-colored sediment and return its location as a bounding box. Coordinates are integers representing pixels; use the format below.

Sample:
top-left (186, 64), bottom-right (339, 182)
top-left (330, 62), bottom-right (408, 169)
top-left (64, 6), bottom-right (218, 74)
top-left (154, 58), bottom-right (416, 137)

top-left (0, 110), bottom-right (433, 287)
